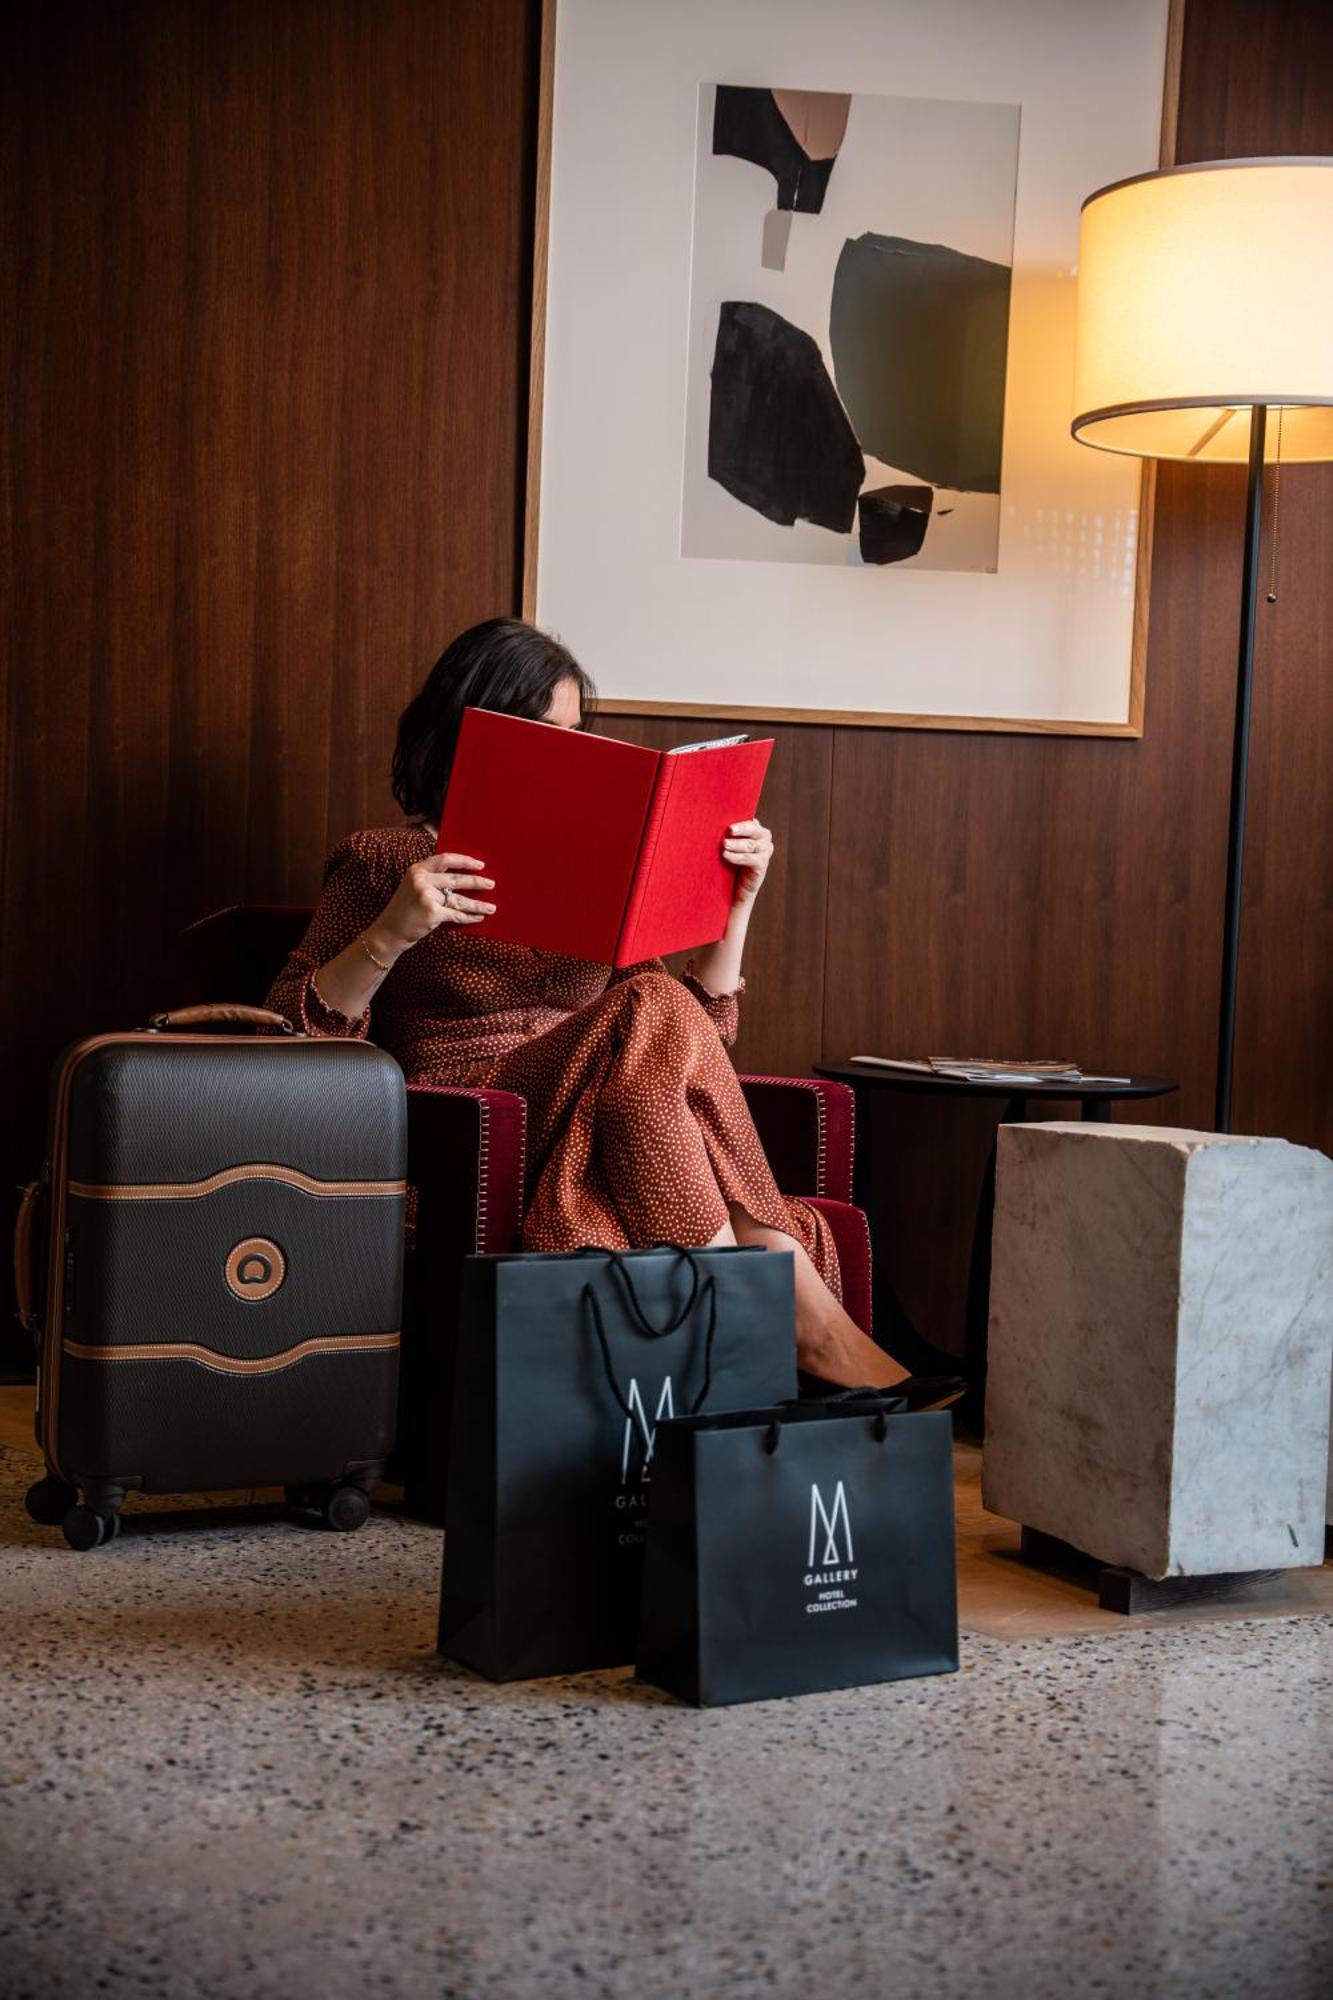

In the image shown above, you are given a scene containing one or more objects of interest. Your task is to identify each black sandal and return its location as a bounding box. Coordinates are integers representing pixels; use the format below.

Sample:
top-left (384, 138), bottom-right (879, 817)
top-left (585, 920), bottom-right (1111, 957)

top-left (797, 1371), bottom-right (966, 1413)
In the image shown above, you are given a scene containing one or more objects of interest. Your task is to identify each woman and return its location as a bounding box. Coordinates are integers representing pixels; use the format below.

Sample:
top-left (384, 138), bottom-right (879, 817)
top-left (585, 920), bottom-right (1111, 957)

top-left (268, 618), bottom-right (959, 1402)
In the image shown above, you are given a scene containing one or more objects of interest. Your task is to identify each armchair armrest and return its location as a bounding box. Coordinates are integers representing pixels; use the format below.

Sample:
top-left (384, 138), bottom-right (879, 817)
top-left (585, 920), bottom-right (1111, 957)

top-left (738, 1076), bottom-right (855, 1203)
top-left (396, 1085), bottom-right (527, 1516)
top-left (406, 1084), bottom-right (527, 1263)
top-left (803, 1197), bottom-right (872, 1337)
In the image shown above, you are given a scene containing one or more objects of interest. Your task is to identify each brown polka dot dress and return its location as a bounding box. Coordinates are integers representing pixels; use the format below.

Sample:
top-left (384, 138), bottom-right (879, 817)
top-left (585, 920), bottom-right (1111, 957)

top-left (266, 826), bottom-right (840, 1294)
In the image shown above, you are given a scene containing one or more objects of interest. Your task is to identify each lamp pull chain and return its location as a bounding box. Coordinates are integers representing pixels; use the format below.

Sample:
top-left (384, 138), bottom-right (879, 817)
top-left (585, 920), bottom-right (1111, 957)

top-left (1266, 404), bottom-right (1284, 604)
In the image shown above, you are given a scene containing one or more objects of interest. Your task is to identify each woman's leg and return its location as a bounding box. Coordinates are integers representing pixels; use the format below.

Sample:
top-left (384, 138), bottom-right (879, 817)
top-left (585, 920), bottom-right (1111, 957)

top-left (728, 1206), bottom-right (908, 1389)
top-left (487, 970), bottom-right (849, 1308)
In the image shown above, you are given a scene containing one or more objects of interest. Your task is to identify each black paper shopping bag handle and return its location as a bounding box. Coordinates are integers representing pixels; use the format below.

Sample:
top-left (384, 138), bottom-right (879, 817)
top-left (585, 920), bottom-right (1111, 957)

top-left (598, 1242), bottom-right (703, 1335)
top-left (764, 1389), bottom-right (904, 1454)
top-left (572, 1242), bottom-right (704, 1338)
top-left (578, 1246), bottom-right (718, 1421)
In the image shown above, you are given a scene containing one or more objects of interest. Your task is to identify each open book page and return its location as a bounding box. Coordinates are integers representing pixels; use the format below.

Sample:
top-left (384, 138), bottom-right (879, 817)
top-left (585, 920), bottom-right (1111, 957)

top-left (665, 734), bottom-right (749, 754)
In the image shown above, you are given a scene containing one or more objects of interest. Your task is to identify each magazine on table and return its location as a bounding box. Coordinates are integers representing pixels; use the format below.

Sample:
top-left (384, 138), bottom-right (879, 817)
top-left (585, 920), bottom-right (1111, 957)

top-left (848, 1056), bottom-right (1132, 1086)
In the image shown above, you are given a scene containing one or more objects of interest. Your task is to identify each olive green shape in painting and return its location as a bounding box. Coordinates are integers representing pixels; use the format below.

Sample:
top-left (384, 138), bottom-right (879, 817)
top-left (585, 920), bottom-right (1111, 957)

top-left (830, 233), bottom-right (1012, 495)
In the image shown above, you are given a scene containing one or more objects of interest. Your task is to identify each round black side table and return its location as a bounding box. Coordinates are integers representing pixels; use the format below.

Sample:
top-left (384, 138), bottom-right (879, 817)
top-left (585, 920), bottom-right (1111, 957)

top-left (813, 1064), bottom-right (1179, 1428)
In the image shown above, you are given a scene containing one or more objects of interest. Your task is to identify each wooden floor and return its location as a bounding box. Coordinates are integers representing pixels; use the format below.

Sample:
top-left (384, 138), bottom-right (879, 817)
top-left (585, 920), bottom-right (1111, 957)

top-left (950, 1437), bottom-right (1333, 1637)
top-left (5, 1385), bottom-right (1329, 1637)
top-left (1, 1383), bottom-right (37, 1455)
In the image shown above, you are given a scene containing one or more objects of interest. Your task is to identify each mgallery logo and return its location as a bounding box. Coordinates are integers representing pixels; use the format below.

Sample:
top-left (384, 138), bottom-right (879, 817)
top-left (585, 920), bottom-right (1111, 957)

top-left (804, 1479), bottom-right (860, 1614)
top-left (613, 1374), bottom-right (674, 1547)
top-left (621, 1374), bottom-right (675, 1484)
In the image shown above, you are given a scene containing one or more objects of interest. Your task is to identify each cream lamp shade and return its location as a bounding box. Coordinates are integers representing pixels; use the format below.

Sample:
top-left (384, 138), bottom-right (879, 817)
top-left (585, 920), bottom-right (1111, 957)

top-left (1072, 157), bottom-right (1333, 463)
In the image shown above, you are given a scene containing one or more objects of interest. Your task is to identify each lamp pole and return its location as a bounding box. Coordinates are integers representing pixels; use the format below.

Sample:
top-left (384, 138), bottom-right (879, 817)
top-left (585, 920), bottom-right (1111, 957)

top-left (1213, 402), bottom-right (1267, 1134)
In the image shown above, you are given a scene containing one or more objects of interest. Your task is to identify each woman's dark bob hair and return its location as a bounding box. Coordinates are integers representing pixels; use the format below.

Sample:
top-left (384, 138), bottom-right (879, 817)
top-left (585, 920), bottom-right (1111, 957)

top-left (392, 618), bottom-right (596, 822)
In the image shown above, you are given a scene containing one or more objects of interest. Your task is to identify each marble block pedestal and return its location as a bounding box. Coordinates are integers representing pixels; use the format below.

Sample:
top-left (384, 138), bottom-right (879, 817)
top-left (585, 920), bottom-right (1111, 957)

top-left (982, 1124), bottom-right (1333, 1586)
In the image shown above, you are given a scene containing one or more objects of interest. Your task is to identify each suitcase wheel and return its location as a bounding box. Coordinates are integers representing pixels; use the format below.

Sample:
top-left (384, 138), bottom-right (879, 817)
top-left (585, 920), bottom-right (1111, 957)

top-left (25, 1475), bottom-right (78, 1527)
top-left (61, 1503), bottom-right (122, 1551)
top-left (284, 1482), bottom-right (372, 1532)
top-left (323, 1484), bottom-right (371, 1533)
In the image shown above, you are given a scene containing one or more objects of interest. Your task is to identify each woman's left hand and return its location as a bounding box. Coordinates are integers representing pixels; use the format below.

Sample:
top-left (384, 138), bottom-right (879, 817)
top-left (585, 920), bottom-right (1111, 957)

top-left (722, 819), bottom-right (774, 906)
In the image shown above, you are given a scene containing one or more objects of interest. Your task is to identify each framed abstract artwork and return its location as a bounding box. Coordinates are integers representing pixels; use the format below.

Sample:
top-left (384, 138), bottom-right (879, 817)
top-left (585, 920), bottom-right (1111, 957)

top-left (525, 0), bottom-right (1180, 733)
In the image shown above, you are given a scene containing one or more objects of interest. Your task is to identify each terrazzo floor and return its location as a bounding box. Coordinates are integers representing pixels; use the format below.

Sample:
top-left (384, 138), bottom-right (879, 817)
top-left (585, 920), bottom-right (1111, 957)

top-left (3, 1440), bottom-right (1331, 2000)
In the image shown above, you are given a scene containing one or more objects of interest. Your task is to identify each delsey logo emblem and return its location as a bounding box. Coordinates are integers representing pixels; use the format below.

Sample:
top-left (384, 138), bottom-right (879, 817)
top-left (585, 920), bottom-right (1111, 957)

top-left (225, 1237), bottom-right (287, 1302)
top-left (804, 1480), bottom-right (860, 1611)
top-left (621, 1375), bottom-right (675, 1483)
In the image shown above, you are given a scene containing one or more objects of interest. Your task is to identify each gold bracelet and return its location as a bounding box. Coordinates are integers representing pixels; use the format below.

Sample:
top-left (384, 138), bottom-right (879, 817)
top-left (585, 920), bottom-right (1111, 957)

top-left (358, 934), bottom-right (395, 974)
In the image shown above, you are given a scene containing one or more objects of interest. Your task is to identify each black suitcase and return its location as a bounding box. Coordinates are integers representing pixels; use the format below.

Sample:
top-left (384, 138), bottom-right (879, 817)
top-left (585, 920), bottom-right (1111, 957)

top-left (13, 1004), bottom-right (407, 1548)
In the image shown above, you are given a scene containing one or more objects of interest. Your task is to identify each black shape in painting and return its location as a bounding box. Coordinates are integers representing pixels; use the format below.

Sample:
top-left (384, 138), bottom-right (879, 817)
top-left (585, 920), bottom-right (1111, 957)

top-left (708, 301), bottom-right (866, 534)
top-left (858, 484), bottom-right (934, 564)
top-left (713, 87), bottom-right (837, 215)
top-left (831, 233), bottom-right (1011, 494)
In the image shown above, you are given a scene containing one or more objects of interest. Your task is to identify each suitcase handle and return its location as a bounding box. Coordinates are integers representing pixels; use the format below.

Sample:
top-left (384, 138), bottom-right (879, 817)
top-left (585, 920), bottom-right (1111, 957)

top-left (145, 1005), bottom-right (296, 1034)
top-left (13, 1180), bottom-right (42, 1333)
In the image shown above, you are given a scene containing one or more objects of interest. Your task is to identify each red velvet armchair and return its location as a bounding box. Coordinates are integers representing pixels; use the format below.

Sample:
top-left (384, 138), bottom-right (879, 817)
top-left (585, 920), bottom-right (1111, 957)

top-left (177, 906), bottom-right (873, 1518)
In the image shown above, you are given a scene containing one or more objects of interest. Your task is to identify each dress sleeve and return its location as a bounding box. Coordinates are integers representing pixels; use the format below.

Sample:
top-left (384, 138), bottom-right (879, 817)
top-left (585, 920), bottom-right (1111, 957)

top-left (608, 957), bottom-right (745, 1050)
top-left (682, 966), bottom-right (744, 1049)
top-left (265, 836), bottom-right (391, 1039)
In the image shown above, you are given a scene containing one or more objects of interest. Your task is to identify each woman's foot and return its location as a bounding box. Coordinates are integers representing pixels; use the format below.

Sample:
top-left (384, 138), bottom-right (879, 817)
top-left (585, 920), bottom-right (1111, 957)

top-left (796, 1313), bottom-right (910, 1390)
top-left (726, 1205), bottom-right (910, 1390)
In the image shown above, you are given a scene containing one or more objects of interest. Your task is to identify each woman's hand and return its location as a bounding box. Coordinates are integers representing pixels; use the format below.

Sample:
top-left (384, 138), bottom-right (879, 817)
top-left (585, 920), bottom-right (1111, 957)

top-left (689, 819), bottom-right (771, 1001)
top-left (722, 819), bottom-right (773, 907)
top-left (366, 852), bottom-right (496, 962)
top-left (306, 849), bottom-right (496, 1028)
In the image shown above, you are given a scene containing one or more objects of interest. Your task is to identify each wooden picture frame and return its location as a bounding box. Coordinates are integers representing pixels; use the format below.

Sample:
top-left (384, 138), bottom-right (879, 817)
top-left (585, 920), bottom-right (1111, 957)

top-left (524, 0), bottom-right (1184, 736)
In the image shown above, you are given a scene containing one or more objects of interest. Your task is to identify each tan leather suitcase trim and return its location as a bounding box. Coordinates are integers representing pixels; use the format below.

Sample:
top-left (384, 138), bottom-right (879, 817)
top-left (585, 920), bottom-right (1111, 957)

top-left (61, 1331), bottom-right (400, 1377)
top-left (68, 1164), bottom-right (406, 1201)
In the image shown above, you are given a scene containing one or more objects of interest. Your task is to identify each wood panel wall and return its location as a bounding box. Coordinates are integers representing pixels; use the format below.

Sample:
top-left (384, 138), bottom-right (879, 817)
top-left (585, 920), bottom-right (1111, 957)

top-left (0, 0), bottom-right (538, 1354)
top-left (2, 1), bottom-right (1328, 1368)
top-left (616, 1), bottom-right (1333, 1134)
top-left (606, 0), bottom-right (1333, 1355)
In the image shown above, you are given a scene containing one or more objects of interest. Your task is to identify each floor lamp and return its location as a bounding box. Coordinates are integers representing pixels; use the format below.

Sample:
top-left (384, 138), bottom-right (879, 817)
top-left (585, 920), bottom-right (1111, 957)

top-left (1070, 157), bottom-right (1333, 1131)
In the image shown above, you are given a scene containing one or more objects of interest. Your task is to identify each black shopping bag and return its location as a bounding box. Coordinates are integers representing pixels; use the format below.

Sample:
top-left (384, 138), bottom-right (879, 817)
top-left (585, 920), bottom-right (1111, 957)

top-left (636, 1397), bottom-right (959, 1705)
top-left (437, 1245), bottom-right (796, 1681)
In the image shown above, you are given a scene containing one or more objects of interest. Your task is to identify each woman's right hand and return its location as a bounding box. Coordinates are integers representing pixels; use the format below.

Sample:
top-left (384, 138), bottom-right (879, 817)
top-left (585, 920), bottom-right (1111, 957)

top-left (366, 852), bottom-right (496, 962)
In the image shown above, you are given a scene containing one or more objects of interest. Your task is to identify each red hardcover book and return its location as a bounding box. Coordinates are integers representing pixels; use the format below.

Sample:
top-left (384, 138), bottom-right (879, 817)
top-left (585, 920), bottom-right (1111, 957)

top-left (436, 708), bottom-right (773, 966)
